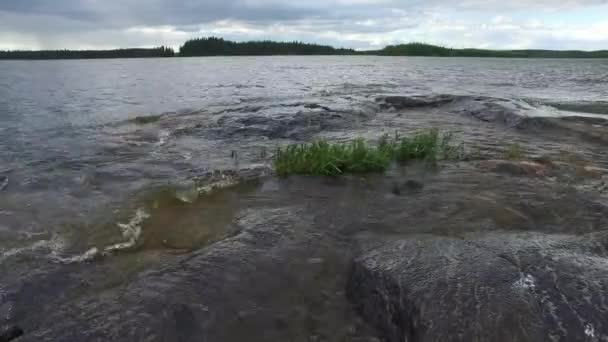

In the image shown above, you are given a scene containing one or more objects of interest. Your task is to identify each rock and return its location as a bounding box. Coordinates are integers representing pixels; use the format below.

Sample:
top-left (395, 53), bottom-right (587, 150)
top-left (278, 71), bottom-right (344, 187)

top-left (348, 232), bottom-right (608, 342)
top-left (390, 183), bottom-right (402, 196)
top-left (307, 258), bottom-right (324, 265)
top-left (0, 326), bottom-right (23, 342)
top-left (391, 180), bottom-right (424, 196)
top-left (377, 95), bottom-right (456, 110)
top-left (274, 316), bottom-right (289, 330)
top-left (304, 104), bottom-right (332, 111)
top-left (17, 207), bottom-right (372, 342)
top-left (213, 109), bottom-right (356, 140)
top-left (0, 176), bottom-right (7, 192)
top-left (403, 180), bottom-right (424, 191)
top-left (237, 310), bottom-right (251, 320)
top-left (478, 160), bottom-right (547, 177)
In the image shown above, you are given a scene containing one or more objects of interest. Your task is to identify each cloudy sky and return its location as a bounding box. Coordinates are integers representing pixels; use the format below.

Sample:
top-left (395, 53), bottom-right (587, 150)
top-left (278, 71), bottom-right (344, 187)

top-left (0, 0), bottom-right (607, 51)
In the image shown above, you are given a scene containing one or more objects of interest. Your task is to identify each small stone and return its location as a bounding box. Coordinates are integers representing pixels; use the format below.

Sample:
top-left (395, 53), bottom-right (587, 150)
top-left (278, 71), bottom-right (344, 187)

top-left (0, 325), bottom-right (23, 342)
top-left (307, 258), bottom-right (324, 265)
top-left (391, 180), bottom-right (423, 196)
top-left (390, 182), bottom-right (401, 196)
top-left (237, 310), bottom-right (250, 320)
top-left (274, 316), bottom-right (289, 330)
top-left (404, 180), bottom-right (424, 191)
top-left (0, 177), bottom-right (7, 192)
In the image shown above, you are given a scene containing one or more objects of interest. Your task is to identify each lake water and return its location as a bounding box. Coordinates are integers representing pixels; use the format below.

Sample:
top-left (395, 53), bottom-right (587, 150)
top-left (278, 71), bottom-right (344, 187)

top-left (1, 56), bottom-right (608, 340)
top-left (1, 55), bottom-right (607, 259)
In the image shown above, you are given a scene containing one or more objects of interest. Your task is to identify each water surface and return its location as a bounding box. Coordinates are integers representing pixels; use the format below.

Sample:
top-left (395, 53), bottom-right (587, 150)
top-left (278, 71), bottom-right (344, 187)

top-left (1, 56), bottom-right (608, 339)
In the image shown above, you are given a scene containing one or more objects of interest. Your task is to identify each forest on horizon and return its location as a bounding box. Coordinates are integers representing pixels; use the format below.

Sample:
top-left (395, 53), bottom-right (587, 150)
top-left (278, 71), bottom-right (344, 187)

top-left (1, 37), bottom-right (606, 59)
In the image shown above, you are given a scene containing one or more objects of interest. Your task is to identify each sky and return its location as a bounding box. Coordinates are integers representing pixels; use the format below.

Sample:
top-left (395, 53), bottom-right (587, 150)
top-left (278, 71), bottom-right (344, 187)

top-left (0, 0), bottom-right (607, 51)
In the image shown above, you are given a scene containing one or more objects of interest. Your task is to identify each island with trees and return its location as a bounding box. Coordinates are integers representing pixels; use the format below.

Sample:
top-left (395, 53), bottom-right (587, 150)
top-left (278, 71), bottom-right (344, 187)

top-left (0, 38), bottom-right (606, 60)
top-left (0, 46), bottom-right (175, 60)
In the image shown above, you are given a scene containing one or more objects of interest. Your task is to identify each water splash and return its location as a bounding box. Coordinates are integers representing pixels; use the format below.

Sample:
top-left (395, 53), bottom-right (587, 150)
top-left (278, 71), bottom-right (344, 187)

top-left (50, 247), bottom-right (100, 264)
top-left (104, 208), bottom-right (150, 253)
top-left (513, 274), bottom-right (536, 290)
top-left (197, 177), bottom-right (239, 195)
top-left (585, 323), bottom-right (596, 338)
top-left (156, 130), bottom-right (170, 147)
top-left (0, 238), bottom-right (65, 262)
top-left (0, 236), bottom-right (101, 265)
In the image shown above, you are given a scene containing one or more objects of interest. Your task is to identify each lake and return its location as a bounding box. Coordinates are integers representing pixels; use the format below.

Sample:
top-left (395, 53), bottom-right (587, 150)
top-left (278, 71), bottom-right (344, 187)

top-left (1, 56), bottom-right (608, 341)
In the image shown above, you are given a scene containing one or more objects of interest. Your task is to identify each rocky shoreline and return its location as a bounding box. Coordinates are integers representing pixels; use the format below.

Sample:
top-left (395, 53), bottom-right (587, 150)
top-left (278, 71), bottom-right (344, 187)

top-left (3, 95), bottom-right (608, 341)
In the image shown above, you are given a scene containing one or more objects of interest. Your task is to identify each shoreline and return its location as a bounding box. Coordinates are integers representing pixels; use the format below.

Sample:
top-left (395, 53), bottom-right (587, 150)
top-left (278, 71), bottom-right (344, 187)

top-left (2, 54), bottom-right (608, 61)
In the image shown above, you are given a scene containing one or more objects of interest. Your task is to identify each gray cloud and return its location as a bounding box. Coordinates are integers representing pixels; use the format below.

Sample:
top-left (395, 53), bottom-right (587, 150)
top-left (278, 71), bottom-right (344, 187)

top-left (0, 0), bottom-right (607, 50)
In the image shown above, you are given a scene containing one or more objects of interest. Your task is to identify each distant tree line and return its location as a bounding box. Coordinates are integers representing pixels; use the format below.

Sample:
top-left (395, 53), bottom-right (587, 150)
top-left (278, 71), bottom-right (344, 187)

top-left (0, 39), bottom-right (606, 60)
top-left (378, 43), bottom-right (608, 58)
top-left (0, 46), bottom-right (175, 60)
top-left (179, 37), bottom-right (355, 56)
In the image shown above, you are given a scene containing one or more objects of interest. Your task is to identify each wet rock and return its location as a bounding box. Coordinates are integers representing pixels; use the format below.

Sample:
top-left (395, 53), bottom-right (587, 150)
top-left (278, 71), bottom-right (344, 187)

top-left (131, 114), bottom-right (162, 125)
top-left (304, 104), bottom-right (332, 111)
top-left (18, 207), bottom-right (372, 342)
top-left (274, 316), bottom-right (289, 330)
top-left (0, 176), bottom-right (7, 191)
top-left (307, 258), bottom-right (324, 265)
top-left (391, 180), bottom-right (424, 196)
top-left (213, 109), bottom-right (359, 140)
top-left (575, 177), bottom-right (608, 195)
top-left (377, 95), bottom-right (456, 110)
top-left (478, 160), bottom-right (547, 177)
top-left (0, 325), bottom-right (23, 342)
top-left (391, 179), bottom-right (424, 196)
top-left (403, 180), bottom-right (424, 191)
top-left (349, 232), bottom-right (608, 342)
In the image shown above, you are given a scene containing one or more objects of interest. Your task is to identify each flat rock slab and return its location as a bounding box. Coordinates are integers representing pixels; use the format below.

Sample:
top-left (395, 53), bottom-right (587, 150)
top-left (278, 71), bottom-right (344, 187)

top-left (19, 207), bottom-right (376, 342)
top-left (349, 232), bottom-right (608, 342)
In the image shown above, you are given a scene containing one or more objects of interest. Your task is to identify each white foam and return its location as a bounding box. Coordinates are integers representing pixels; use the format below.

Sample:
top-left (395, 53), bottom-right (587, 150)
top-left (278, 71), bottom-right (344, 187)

top-left (104, 208), bottom-right (150, 253)
top-left (50, 247), bottom-right (100, 264)
top-left (513, 274), bottom-right (536, 290)
top-left (0, 209), bottom-right (150, 264)
top-left (0, 238), bottom-right (65, 262)
top-left (0, 236), bottom-right (101, 265)
top-left (527, 103), bottom-right (608, 120)
top-left (156, 130), bottom-right (170, 147)
top-left (197, 176), bottom-right (239, 195)
top-left (585, 323), bottom-right (595, 338)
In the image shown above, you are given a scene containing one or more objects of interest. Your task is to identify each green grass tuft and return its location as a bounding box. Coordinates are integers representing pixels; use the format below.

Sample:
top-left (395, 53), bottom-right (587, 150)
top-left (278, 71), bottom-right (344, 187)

top-left (505, 143), bottom-right (524, 160)
top-left (274, 129), bottom-right (461, 176)
top-left (132, 115), bottom-right (162, 125)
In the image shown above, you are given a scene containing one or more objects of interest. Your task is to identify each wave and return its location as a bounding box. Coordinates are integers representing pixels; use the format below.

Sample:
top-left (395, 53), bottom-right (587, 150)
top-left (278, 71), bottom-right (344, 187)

top-left (0, 237), bottom-right (65, 262)
top-left (29, 166), bottom-right (270, 263)
top-left (103, 208), bottom-right (150, 253)
top-left (539, 101), bottom-right (608, 116)
top-left (51, 247), bottom-right (100, 264)
top-left (0, 236), bottom-right (101, 265)
top-left (375, 94), bottom-right (608, 121)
